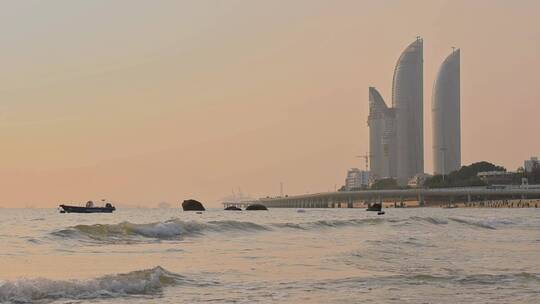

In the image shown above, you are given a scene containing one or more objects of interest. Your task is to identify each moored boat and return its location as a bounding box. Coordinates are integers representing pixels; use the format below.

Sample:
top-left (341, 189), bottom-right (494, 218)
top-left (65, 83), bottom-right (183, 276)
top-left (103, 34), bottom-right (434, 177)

top-left (59, 200), bottom-right (116, 213)
top-left (366, 202), bottom-right (382, 212)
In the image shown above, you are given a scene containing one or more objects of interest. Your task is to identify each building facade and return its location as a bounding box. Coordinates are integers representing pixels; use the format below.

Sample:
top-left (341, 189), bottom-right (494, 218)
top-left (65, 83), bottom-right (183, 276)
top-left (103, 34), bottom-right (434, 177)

top-left (477, 171), bottom-right (516, 185)
top-left (368, 87), bottom-right (396, 180)
top-left (525, 157), bottom-right (539, 172)
top-left (392, 38), bottom-right (424, 184)
top-left (345, 168), bottom-right (370, 190)
top-left (432, 49), bottom-right (461, 175)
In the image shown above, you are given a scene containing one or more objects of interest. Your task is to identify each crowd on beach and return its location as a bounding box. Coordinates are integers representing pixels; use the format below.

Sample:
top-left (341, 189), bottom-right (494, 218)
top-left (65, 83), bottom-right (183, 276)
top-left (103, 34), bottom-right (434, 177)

top-left (462, 199), bottom-right (540, 208)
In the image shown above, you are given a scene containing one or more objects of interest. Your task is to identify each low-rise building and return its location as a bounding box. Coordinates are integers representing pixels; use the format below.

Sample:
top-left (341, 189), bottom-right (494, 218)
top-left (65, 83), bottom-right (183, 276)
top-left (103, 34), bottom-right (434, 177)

top-left (477, 171), bottom-right (516, 185)
top-left (345, 168), bottom-right (370, 190)
top-left (407, 173), bottom-right (432, 188)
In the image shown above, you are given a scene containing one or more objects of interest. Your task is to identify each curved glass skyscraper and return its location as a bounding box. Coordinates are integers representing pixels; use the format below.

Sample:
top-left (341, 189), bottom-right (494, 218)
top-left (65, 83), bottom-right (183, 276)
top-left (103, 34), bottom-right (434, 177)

top-left (432, 49), bottom-right (460, 175)
top-left (392, 38), bottom-right (424, 183)
top-left (368, 87), bottom-right (396, 179)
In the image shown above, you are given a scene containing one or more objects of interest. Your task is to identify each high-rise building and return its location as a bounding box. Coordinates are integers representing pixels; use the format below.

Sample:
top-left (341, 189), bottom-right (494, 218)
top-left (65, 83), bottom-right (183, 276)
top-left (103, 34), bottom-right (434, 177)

top-left (368, 87), bottom-right (396, 179)
top-left (392, 38), bottom-right (424, 184)
top-left (432, 48), bottom-right (461, 175)
top-left (524, 157), bottom-right (539, 173)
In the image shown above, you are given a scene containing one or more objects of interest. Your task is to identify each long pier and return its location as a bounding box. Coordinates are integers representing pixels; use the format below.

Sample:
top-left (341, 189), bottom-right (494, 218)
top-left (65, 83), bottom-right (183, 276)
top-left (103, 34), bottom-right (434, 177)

top-left (222, 186), bottom-right (540, 208)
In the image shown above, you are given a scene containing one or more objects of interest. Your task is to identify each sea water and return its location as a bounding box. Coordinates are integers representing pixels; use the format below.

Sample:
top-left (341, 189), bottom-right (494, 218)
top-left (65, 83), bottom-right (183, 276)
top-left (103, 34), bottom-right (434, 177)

top-left (0, 208), bottom-right (539, 303)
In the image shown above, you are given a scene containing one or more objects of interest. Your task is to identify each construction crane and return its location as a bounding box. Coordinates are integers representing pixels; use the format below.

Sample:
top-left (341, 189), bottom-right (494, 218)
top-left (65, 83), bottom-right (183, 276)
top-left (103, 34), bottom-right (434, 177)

top-left (356, 153), bottom-right (371, 171)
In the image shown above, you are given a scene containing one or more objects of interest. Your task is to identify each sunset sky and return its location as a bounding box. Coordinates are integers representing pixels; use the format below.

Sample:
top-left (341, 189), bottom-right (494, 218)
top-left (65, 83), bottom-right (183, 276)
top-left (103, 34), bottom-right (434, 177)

top-left (1, 0), bottom-right (539, 207)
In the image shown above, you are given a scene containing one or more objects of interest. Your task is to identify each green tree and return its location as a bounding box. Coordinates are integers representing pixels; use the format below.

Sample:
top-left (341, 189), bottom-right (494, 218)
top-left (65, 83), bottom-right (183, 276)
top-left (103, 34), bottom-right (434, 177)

top-left (371, 178), bottom-right (399, 190)
top-left (424, 161), bottom-right (506, 188)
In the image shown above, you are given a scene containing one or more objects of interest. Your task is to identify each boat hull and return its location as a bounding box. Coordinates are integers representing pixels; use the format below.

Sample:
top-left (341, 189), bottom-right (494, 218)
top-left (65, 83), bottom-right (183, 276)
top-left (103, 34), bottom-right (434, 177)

top-left (366, 203), bottom-right (382, 212)
top-left (59, 205), bottom-right (115, 213)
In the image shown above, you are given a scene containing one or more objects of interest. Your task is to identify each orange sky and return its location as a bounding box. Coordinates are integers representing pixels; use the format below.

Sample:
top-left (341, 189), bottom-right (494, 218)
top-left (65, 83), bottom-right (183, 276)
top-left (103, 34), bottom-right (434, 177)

top-left (1, 0), bottom-right (539, 207)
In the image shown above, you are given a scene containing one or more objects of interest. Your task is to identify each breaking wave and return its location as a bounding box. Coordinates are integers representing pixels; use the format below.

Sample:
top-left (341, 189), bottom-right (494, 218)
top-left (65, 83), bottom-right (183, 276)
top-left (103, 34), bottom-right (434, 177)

top-left (448, 217), bottom-right (497, 230)
top-left (0, 266), bottom-right (185, 303)
top-left (50, 215), bottom-right (508, 244)
top-left (52, 219), bottom-right (269, 242)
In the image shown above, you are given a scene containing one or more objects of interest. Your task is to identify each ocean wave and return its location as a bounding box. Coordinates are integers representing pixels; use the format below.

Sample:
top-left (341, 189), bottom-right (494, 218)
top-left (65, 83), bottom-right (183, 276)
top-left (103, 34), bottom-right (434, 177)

top-left (0, 266), bottom-right (184, 303)
top-left (53, 218), bottom-right (390, 243)
top-left (453, 272), bottom-right (540, 285)
top-left (50, 214), bottom-right (508, 244)
top-left (409, 216), bottom-right (448, 225)
top-left (394, 216), bottom-right (511, 230)
top-left (402, 272), bottom-right (540, 285)
top-left (272, 218), bottom-right (385, 230)
top-left (325, 272), bottom-right (540, 288)
top-left (52, 219), bottom-right (269, 242)
top-left (448, 217), bottom-right (497, 230)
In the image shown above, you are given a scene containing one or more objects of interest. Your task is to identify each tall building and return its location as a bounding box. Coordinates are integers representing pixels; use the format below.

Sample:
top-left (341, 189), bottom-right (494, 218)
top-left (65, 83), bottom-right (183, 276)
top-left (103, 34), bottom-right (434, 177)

top-left (392, 38), bottom-right (424, 184)
top-left (524, 157), bottom-right (539, 172)
top-left (368, 87), bottom-right (396, 179)
top-left (432, 49), bottom-right (461, 175)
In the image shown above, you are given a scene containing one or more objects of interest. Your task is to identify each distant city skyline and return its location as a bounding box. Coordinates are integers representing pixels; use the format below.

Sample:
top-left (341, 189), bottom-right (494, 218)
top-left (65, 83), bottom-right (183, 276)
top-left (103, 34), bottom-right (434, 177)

top-left (369, 39), bottom-right (461, 183)
top-left (0, 1), bottom-right (539, 207)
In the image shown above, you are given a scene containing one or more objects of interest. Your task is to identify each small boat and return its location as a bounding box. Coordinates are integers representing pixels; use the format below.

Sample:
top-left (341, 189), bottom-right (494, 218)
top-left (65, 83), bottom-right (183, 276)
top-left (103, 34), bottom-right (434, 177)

top-left (442, 204), bottom-right (458, 209)
top-left (366, 203), bottom-right (382, 212)
top-left (59, 200), bottom-right (116, 213)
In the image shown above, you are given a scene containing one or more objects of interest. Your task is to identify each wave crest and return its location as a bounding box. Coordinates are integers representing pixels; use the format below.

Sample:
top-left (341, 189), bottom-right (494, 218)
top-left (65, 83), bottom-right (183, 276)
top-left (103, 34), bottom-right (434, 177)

top-left (52, 219), bottom-right (269, 242)
top-left (409, 216), bottom-right (448, 225)
top-left (0, 266), bottom-right (184, 303)
top-left (448, 217), bottom-right (496, 230)
top-left (272, 218), bottom-right (385, 230)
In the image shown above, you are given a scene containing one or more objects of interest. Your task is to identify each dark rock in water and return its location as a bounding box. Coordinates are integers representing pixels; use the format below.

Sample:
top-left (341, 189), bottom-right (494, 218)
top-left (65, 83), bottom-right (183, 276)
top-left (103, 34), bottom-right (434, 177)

top-left (224, 206), bottom-right (242, 211)
top-left (246, 204), bottom-right (268, 211)
top-left (182, 199), bottom-right (206, 211)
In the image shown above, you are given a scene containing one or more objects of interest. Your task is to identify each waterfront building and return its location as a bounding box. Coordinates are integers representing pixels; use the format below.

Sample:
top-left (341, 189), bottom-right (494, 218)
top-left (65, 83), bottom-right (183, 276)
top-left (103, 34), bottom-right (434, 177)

top-left (368, 87), bottom-right (396, 179)
top-left (432, 48), bottom-right (461, 175)
top-left (345, 168), bottom-right (370, 190)
top-left (524, 157), bottom-right (539, 172)
top-left (392, 38), bottom-right (424, 184)
top-left (407, 173), bottom-right (432, 188)
top-left (478, 171), bottom-right (517, 185)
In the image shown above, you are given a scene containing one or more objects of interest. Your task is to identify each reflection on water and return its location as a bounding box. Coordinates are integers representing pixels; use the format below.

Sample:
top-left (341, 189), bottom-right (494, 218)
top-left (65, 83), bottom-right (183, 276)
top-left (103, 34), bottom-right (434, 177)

top-left (0, 208), bottom-right (539, 303)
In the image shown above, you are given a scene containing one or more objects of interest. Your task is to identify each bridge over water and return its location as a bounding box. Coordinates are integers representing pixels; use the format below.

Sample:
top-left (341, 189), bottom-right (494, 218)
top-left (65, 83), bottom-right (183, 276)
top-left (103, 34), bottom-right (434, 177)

top-left (248, 187), bottom-right (540, 208)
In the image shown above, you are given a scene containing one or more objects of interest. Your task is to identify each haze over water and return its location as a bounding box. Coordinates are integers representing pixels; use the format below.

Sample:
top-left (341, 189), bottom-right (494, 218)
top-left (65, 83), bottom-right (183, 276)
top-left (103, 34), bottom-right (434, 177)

top-left (1, 208), bottom-right (539, 303)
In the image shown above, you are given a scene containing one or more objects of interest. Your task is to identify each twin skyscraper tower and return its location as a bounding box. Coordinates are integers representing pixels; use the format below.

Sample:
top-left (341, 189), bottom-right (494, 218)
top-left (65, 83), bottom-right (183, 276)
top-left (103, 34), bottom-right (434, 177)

top-left (368, 37), bottom-right (460, 184)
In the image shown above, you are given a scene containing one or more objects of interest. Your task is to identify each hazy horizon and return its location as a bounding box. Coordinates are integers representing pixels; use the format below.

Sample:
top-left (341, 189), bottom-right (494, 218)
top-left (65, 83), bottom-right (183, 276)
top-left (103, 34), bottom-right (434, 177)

top-left (1, 0), bottom-right (539, 207)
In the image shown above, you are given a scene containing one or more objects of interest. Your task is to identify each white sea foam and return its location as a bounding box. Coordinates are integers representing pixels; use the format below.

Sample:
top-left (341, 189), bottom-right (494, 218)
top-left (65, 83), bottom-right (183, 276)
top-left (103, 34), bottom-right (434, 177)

top-left (0, 266), bottom-right (183, 303)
